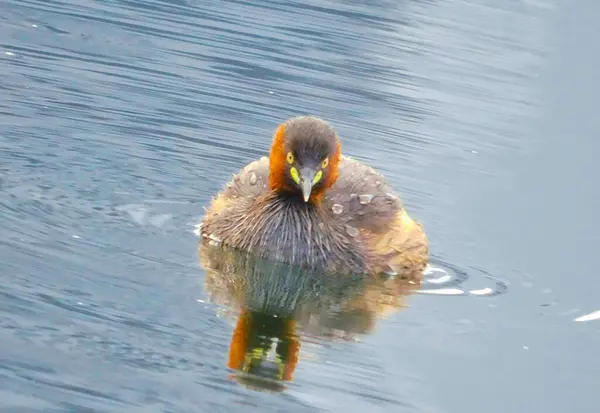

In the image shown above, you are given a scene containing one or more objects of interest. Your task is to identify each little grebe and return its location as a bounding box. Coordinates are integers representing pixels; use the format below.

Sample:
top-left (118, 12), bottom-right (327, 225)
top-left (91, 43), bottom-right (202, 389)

top-left (200, 116), bottom-right (428, 278)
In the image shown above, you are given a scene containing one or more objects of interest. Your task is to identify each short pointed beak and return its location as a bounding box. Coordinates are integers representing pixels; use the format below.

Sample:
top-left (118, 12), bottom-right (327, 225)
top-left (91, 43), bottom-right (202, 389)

top-left (299, 168), bottom-right (315, 202)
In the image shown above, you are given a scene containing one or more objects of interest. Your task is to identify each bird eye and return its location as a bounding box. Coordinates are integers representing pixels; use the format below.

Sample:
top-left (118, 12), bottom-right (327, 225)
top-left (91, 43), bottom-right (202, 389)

top-left (286, 152), bottom-right (295, 164)
top-left (321, 157), bottom-right (329, 169)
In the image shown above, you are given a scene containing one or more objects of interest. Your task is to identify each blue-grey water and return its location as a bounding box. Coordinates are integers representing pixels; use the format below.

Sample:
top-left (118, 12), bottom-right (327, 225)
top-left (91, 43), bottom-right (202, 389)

top-left (1, 0), bottom-right (598, 412)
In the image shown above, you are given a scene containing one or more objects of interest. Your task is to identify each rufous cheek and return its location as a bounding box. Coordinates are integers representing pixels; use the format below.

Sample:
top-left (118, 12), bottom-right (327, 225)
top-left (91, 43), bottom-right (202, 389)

top-left (268, 124), bottom-right (290, 191)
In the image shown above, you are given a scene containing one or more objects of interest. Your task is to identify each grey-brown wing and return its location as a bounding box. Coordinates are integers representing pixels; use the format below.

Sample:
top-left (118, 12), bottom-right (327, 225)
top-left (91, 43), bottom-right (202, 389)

top-left (219, 156), bottom-right (271, 200)
top-left (324, 156), bottom-right (402, 233)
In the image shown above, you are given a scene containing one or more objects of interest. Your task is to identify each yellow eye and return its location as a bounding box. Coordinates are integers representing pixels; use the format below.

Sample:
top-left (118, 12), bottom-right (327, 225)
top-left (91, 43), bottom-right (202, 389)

top-left (321, 157), bottom-right (329, 169)
top-left (286, 152), bottom-right (295, 164)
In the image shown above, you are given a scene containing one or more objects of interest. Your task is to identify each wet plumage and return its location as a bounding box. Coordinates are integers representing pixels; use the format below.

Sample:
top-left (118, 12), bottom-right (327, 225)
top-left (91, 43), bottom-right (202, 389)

top-left (200, 116), bottom-right (428, 278)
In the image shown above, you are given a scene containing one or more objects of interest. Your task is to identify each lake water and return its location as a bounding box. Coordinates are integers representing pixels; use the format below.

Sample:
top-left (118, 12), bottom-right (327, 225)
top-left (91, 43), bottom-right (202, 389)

top-left (1, 0), bottom-right (598, 412)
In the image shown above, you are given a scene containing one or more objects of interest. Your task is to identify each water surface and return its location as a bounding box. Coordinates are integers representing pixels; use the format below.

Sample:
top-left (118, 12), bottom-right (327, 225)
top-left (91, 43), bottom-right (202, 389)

top-left (1, 0), bottom-right (598, 412)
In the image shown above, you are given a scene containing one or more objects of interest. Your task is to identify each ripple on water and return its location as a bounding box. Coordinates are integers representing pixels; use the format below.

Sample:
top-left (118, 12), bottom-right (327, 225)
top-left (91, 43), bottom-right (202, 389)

top-left (420, 257), bottom-right (508, 297)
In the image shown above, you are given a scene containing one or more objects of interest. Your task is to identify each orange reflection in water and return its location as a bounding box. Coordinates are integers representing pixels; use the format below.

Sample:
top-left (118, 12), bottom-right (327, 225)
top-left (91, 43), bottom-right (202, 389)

top-left (198, 238), bottom-right (423, 392)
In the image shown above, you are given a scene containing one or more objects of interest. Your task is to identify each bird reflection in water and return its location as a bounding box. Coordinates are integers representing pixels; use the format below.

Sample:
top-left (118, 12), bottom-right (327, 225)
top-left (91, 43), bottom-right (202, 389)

top-left (198, 237), bottom-right (423, 392)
